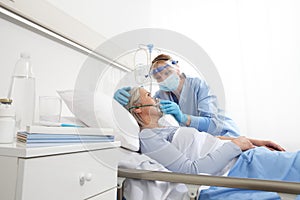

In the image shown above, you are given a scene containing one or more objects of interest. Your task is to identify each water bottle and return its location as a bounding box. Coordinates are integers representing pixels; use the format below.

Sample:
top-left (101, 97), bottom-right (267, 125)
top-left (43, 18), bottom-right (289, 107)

top-left (0, 98), bottom-right (15, 143)
top-left (8, 53), bottom-right (36, 130)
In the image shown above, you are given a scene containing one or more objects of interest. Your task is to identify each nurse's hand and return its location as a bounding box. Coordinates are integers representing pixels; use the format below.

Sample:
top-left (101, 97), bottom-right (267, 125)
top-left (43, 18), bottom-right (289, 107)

top-left (160, 100), bottom-right (187, 124)
top-left (113, 86), bottom-right (131, 106)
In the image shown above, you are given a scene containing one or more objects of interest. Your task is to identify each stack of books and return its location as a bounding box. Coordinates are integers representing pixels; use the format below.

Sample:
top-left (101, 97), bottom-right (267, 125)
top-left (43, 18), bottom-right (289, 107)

top-left (17, 126), bottom-right (115, 147)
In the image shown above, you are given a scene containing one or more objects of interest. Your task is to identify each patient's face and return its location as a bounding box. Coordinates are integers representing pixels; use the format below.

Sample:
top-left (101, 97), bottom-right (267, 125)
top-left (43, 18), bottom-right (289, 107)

top-left (139, 88), bottom-right (157, 106)
top-left (138, 88), bottom-right (162, 118)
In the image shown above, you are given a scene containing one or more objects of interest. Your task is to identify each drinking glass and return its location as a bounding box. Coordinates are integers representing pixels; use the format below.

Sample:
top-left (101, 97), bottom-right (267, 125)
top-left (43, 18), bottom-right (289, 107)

top-left (39, 96), bottom-right (62, 123)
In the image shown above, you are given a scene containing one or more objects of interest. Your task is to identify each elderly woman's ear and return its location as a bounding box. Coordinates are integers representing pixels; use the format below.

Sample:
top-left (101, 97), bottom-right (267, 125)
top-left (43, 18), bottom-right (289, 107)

top-left (132, 107), bottom-right (142, 114)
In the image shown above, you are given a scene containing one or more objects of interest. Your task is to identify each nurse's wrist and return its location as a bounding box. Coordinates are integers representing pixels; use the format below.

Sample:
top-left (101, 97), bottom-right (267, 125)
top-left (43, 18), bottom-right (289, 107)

top-left (185, 115), bottom-right (191, 126)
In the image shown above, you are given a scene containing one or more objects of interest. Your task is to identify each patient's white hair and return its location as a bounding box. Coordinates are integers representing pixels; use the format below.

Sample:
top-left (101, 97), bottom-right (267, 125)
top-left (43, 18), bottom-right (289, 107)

top-left (125, 87), bottom-right (145, 127)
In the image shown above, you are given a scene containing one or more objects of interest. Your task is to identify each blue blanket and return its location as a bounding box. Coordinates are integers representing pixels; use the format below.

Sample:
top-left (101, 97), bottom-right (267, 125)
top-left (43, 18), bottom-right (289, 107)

top-left (199, 147), bottom-right (300, 200)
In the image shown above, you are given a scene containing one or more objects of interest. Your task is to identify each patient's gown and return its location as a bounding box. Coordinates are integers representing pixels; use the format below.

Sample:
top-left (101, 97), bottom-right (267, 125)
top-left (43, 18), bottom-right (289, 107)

top-left (200, 147), bottom-right (300, 200)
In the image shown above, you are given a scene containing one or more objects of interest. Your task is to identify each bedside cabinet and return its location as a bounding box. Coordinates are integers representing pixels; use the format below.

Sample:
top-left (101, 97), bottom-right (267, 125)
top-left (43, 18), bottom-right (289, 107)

top-left (0, 141), bottom-right (121, 200)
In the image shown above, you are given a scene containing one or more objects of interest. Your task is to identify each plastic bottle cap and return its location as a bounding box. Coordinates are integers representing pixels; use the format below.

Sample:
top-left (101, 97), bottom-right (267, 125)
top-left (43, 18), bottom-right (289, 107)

top-left (13, 52), bottom-right (34, 78)
top-left (0, 98), bottom-right (13, 104)
top-left (20, 52), bottom-right (30, 59)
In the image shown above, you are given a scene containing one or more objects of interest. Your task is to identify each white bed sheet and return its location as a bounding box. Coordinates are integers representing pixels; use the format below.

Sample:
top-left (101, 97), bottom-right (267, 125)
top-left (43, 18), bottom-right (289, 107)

top-left (118, 148), bottom-right (190, 200)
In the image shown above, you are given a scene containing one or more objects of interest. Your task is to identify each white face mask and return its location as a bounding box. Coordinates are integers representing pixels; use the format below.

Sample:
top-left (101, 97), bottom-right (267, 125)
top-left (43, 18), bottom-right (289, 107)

top-left (158, 73), bottom-right (180, 91)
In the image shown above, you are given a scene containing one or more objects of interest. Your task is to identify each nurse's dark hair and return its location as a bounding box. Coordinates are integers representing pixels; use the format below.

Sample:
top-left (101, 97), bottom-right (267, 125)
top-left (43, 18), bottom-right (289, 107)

top-left (152, 54), bottom-right (172, 64)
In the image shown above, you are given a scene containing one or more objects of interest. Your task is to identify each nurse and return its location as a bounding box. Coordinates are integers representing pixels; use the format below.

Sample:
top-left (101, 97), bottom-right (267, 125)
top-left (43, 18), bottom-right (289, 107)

top-left (114, 54), bottom-right (240, 137)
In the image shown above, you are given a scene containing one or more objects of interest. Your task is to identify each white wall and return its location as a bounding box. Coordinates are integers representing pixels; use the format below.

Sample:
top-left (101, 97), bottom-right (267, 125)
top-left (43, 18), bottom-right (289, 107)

top-left (47, 0), bottom-right (152, 38)
top-left (0, 16), bottom-right (87, 117)
top-left (238, 0), bottom-right (300, 151)
top-left (146, 0), bottom-right (300, 152)
top-left (147, 0), bottom-right (300, 151)
top-left (1, 0), bottom-right (300, 151)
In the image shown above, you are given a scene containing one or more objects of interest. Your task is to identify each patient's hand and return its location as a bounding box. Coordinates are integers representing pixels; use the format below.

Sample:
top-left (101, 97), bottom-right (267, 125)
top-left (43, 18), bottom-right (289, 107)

top-left (231, 136), bottom-right (255, 151)
top-left (249, 139), bottom-right (286, 151)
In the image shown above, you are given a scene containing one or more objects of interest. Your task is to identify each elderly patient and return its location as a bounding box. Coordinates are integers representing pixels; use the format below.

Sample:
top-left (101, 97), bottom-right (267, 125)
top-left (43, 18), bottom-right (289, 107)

top-left (124, 87), bottom-right (300, 199)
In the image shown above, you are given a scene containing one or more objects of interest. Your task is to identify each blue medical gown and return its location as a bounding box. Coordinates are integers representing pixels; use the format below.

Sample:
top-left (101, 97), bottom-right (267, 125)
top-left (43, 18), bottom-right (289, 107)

top-left (200, 147), bottom-right (300, 200)
top-left (154, 75), bottom-right (240, 137)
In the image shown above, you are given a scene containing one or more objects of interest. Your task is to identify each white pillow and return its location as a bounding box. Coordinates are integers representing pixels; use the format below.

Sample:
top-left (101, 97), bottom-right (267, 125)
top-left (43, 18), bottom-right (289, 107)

top-left (57, 90), bottom-right (140, 151)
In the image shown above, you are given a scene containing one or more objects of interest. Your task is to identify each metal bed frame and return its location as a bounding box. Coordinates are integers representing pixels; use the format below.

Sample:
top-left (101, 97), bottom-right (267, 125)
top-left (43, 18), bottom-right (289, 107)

top-left (117, 168), bottom-right (300, 200)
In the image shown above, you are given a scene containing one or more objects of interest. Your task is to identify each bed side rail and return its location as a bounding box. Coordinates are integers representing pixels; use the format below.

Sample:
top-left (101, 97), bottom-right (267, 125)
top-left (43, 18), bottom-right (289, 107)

top-left (117, 168), bottom-right (300, 199)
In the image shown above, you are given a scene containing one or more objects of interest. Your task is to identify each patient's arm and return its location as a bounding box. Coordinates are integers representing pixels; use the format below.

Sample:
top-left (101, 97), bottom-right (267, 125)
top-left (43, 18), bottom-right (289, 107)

top-left (140, 129), bottom-right (242, 175)
top-left (217, 136), bottom-right (286, 151)
top-left (217, 136), bottom-right (233, 140)
top-left (217, 136), bottom-right (255, 151)
top-left (248, 138), bottom-right (286, 151)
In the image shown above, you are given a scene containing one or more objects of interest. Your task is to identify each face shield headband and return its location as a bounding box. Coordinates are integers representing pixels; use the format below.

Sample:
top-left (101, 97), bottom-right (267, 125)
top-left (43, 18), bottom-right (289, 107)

top-left (146, 60), bottom-right (178, 78)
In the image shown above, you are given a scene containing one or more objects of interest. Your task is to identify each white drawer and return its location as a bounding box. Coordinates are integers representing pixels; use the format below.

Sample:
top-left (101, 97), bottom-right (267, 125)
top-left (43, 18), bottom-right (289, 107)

top-left (16, 148), bottom-right (119, 200)
top-left (88, 188), bottom-right (117, 200)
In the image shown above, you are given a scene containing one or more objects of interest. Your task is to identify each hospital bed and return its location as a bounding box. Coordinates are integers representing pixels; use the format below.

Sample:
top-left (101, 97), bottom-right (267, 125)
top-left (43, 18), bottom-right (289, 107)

top-left (109, 100), bottom-right (300, 200)
top-left (113, 138), bottom-right (300, 200)
top-left (57, 90), bottom-right (300, 199)
top-left (58, 91), bottom-right (300, 199)
top-left (114, 134), bottom-right (300, 200)
top-left (55, 93), bottom-right (300, 199)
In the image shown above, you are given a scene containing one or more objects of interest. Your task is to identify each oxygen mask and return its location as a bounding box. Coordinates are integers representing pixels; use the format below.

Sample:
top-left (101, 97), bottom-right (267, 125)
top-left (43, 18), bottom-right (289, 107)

top-left (155, 98), bottom-right (179, 127)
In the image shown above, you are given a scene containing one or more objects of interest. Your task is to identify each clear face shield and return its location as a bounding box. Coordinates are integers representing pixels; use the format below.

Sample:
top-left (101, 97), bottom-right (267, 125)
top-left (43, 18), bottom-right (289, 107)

top-left (148, 60), bottom-right (180, 92)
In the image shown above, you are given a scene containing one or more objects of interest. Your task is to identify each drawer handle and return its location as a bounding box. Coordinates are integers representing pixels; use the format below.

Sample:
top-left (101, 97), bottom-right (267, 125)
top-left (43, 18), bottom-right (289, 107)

top-left (85, 173), bottom-right (92, 181)
top-left (79, 173), bottom-right (93, 185)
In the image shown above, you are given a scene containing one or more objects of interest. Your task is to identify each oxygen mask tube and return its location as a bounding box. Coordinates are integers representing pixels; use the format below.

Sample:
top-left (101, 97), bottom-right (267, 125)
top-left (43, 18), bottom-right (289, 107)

top-left (153, 98), bottom-right (161, 112)
top-left (156, 97), bottom-right (180, 127)
top-left (133, 44), bottom-right (161, 95)
top-left (144, 44), bottom-right (161, 95)
top-left (146, 98), bottom-right (164, 127)
top-left (128, 98), bottom-right (160, 113)
top-left (146, 44), bottom-right (153, 94)
top-left (151, 98), bottom-right (169, 126)
top-left (133, 47), bottom-right (149, 85)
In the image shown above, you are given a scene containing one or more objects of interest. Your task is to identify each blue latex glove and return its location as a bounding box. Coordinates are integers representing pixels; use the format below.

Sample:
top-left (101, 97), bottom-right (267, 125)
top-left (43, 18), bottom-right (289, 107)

top-left (159, 100), bottom-right (187, 124)
top-left (113, 86), bottom-right (131, 106)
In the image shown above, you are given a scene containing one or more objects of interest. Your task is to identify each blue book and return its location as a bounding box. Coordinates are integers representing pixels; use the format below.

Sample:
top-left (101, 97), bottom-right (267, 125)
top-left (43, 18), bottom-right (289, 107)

top-left (17, 141), bottom-right (114, 148)
top-left (18, 132), bottom-right (113, 139)
top-left (25, 139), bottom-right (114, 143)
top-left (17, 132), bottom-right (114, 143)
top-left (25, 125), bottom-right (113, 136)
